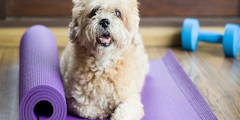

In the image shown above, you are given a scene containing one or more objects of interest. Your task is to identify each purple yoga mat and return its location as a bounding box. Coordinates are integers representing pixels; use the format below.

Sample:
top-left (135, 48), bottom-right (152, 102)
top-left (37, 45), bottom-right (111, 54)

top-left (19, 25), bottom-right (67, 120)
top-left (19, 25), bottom-right (217, 120)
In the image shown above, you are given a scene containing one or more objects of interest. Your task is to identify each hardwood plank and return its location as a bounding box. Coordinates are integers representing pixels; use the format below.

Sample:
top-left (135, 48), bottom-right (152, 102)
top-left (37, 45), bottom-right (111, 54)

top-left (0, 27), bottom-right (69, 47)
top-left (0, 48), bottom-right (19, 120)
top-left (216, 97), bottom-right (240, 119)
top-left (138, 0), bottom-right (239, 16)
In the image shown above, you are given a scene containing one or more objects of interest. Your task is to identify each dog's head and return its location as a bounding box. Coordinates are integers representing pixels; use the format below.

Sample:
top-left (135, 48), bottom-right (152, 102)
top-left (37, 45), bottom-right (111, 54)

top-left (69, 0), bottom-right (140, 56)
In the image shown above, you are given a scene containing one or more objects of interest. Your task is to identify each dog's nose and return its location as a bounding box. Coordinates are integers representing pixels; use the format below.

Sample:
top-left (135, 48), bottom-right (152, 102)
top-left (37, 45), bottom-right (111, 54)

top-left (100, 19), bottom-right (110, 28)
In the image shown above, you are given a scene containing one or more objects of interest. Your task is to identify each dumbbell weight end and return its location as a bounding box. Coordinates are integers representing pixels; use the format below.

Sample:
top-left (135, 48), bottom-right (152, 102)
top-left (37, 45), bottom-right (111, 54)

top-left (181, 18), bottom-right (199, 51)
top-left (223, 23), bottom-right (240, 57)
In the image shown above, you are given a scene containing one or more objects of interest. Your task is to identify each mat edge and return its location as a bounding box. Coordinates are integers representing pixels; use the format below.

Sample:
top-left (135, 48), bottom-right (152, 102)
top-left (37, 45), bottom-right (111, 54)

top-left (162, 50), bottom-right (218, 120)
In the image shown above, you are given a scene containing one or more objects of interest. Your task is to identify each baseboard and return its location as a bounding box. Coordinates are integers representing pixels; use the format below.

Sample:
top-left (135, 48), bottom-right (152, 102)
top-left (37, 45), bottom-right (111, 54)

top-left (1, 17), bottom-right (240, 27)
top-left (0, 27), bottom-right (225, 47)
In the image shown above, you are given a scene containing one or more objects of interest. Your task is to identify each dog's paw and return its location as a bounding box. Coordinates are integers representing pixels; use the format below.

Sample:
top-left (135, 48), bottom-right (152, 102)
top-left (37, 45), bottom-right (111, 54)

top-left (110, 101), bottom-right (144, 120)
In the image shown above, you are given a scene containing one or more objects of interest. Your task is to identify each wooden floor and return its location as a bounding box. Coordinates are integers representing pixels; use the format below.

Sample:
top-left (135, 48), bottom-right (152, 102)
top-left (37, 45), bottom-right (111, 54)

top-left (0, 33), bottom-right (240, 120)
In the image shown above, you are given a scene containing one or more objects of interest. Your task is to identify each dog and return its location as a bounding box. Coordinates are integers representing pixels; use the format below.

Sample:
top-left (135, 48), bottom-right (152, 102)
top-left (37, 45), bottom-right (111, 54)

top-left (60, 0), bottom-right (149, 119)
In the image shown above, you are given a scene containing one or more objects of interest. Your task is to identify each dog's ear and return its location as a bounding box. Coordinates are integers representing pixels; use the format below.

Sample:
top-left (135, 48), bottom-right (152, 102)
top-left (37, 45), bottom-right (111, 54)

top-left (68, 17), bottom-right (80, 43)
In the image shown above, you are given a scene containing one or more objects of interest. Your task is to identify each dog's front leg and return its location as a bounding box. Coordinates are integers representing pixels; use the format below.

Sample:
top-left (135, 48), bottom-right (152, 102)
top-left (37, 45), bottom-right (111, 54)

top-left (111, 94), bottom-right (144, 120)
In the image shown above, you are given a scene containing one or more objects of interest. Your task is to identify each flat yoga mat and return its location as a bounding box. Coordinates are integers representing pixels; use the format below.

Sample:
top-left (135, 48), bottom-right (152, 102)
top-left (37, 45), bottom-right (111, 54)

top-left (19, 25), bottom-right (218, 120)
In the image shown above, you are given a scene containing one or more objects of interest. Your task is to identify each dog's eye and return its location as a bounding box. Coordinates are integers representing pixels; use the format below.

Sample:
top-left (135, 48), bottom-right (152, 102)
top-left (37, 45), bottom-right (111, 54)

top-left (115, 9), bottom-right (121, 18)
top-left (90, 8), bottom-right (98, 18)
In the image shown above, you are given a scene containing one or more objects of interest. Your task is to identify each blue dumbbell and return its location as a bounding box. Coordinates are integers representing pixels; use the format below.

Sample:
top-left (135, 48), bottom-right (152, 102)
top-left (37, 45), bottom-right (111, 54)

top-left (181, 18), bottom-right (240, 57)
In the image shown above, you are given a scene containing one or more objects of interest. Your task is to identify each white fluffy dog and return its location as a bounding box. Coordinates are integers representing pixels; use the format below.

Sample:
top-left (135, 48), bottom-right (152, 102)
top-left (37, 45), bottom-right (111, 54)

top-left (60, 0), bottom-right (149, 119)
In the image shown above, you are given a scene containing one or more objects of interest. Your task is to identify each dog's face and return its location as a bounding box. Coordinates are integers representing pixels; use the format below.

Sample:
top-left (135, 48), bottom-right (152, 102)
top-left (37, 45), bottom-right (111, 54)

top-left (69, 0), bottom-right (140, 55)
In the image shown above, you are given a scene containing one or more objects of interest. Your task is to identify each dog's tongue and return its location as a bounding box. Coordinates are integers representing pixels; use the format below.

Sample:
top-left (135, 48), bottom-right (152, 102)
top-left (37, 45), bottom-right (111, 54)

top-left (99, 37), bottom-right (111, 43)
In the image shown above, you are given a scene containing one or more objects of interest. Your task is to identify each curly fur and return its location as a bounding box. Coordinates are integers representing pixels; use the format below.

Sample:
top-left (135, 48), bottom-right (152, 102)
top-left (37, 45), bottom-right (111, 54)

top-left (60, 0), bottom-right (149, 119)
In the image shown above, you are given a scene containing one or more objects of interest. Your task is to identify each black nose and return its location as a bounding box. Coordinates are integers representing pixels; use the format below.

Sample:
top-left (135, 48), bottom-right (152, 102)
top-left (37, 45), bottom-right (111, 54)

top-left (100, 19), bottom-right (110, 28)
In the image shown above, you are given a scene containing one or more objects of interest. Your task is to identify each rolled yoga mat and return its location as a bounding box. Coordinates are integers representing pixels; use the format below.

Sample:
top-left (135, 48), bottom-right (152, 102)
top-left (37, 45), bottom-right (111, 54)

top-left (19, 25), bottom-right (67, 120)
top-left (19, 25), bottom-right (218, 120)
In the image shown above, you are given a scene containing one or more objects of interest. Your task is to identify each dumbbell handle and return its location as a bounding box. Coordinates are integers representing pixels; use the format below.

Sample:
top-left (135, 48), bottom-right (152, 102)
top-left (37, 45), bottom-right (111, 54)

top-left (198, 30), bottom-right (223, 43)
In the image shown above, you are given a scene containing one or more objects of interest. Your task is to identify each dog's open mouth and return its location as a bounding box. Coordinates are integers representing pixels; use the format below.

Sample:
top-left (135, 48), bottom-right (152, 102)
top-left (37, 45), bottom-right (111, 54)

top-left (96, 32), bottom-right (114, 47)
